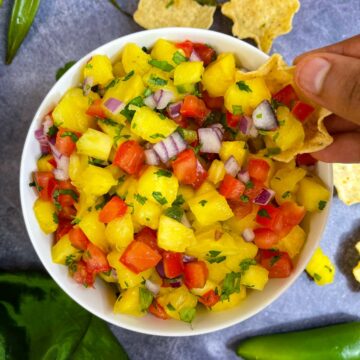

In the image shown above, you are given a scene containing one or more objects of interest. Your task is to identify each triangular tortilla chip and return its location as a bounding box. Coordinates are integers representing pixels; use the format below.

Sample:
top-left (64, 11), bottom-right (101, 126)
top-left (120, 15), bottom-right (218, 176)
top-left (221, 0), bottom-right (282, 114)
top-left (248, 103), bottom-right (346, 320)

top-left (334, 164), bottom-right (360, 206)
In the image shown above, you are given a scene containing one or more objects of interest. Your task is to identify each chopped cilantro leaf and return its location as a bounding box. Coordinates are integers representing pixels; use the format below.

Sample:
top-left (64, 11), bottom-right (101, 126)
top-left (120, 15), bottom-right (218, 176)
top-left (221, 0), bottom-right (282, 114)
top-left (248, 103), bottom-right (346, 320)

top-left (105, 77), bottom-right (119, 90)
top-left (60, 131), bottom-right (79, 142)
top-left (240, 195), bottom-right (249, 203)
top-left (239, 258), bottom-right (256, 273)
top-left (232, 105), bottom-right (243, 115)
top-left (123, 70), bottom-right (134, 81)
top-left (256, 113), bottom-right (263, 119)
top-left (134, 193), bottom-right (147, 205)
top-left (173, 51), bottom-right (187, 65)
top-left (270, 255), bottom-right (281, 267)
top-left (164, 206), bottom-right (183, 222)
top-left (313, 273), bottom-right (322, 281)
top-left (172, 194), bottom-right (185, 207)
top-left (271, 98), bottom-right (282, 110)
top-left (52, 212), bottom-right (59, 224)
top-left (71, 218), bottom-right (81, 225)
top-left (199, 200), bottom-right (207, 207)
top-left (257, 209), bottom-right (271, 218)
top-left (166, 0), bottom-right (174, 8)
top-left (265, 147), bottom-right (281, 157)
top-left (152, 191), bottom-right (168, 205)
top-left (220, 272), bottom-right (241, 301)
top-left (143, 88), bottom-right (152, 97)
top-left (148, 76), bottom-right (167, 86)
top-left (128, 96), bottom-right (144, 107)
top-left (167, 303), bottom-right (175, 311)
top-left (179, 307), bottom-right (196, 323)
top-left (245, 181), bottom-right (254, 189)
top-left (318, 200), bottom-right (327, 211)
top-left (47, 125), bottom-right (58, 137)
top-left (282, 191), bottom-right (291, 199)
top-left (155, 169), bottom-right (172, 178)
top-left (149, 59), bottom-right (174, 72)
top-left (150, 133), bottom-right (166, 139)
top-left (236, 81), bottom-right (252, 93)
top-left (278, 120), bottom-right (285, 126)
top-left (139, 287), bottom-right (153, 312)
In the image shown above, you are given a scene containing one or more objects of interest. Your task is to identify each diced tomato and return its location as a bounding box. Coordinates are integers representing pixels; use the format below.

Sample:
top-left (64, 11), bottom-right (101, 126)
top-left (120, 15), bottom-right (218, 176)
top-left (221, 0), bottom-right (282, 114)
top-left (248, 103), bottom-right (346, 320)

top-left (69, 227), bottom-right (90, 251)
top-left (83, 243), bottom-right (111, 274)
top-left (54, 180), bottom-right (78, 208)
top-left (229, 199), bottom-right (253, 219)
top-left (291, 101), bottom-right (315, 122)
top-left (226, 111), bottom-right (241, 128)
top-left (171, 114), bottom-right (188, 128)
top-left (55, 128), bottom-right (79, 157)
top-left (248, 159), bottom-right (270, 183)
top-left (120, 241), bottom-right (162, 274)
top-left (58, 206), bottom-right (76, 220)
top-left (48, 156), bottom-right (57, 168)
top-left (254, 228), bottom-right (279, 249)
top-left (198, 289), bottom-right (220, 307)
top-left (202, 91), bottom-right (224, 110)
top-left (259, 250), bottom-right (292, 278)
top-left (296, 153), bottom-right (318, 166)
top-left (172, 149), bottom-right (197, 185)
top-left (86, 99), bottom-right (106, 118)
top-left (113, 140), bottom-right (145, 175)
top-left (33, 171), bottom-right (56, 201)
top-left (163, 252), bottom-right (184, 279)
top-left (256, 204), bottom-right (282, 230)
top-left (55, 220), bottom-right (73, 243)
top-left (244, 180), bottom-right (264, 201)
top-left (272, 84), bottom-right (299, 108)
top-left (98, 196), bottom-right (127, 223)
top-left (184, 261), bottom-right (208, 289)
top-left (219, 174), bottom-right (245, 200)
top-left (176, 40), bottom-right (193, 58)
top-left (180, 95), bottom-right (210, 125)
top-left (148, 300), bottom-right (169, 320)
top-left (193, 43), bottom-right (216, 66)
top-left (70, 260), bottom-right (95, 287)
top-left (135, 227), bottom-right (159, 252)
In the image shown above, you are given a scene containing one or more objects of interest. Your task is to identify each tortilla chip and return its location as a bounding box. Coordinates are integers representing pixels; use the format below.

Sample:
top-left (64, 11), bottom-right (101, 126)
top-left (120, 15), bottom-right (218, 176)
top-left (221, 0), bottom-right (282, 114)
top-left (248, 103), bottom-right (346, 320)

top-left (237, 54), bottom-right (333, 162)
top-left (333, 164), bottom-right (360, 206)
top-left (134, 0), bottom-right (216, 29)
top-left (221, 0), bottom-right (300, 53)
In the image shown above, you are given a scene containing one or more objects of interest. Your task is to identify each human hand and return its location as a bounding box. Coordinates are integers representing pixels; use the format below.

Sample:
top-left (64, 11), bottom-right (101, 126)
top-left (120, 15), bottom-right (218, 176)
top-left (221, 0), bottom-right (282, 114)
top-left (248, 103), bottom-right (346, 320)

top-left (294, 35), bottom-right (360, 163)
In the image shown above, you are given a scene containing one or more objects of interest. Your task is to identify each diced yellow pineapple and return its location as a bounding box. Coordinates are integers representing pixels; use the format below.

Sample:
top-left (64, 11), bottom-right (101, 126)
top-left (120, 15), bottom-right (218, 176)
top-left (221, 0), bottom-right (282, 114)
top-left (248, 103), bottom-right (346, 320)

top-left (240, 265), bottom-right (269, 290)
top-left (297, 176), bottom-right (330, 212)
top-left (157, 215), bottom-right (196, 252)
top-left (142, 67), bottom-right (172, 92)
top-left (105, 164), bottom-right (125, 180)
top-left (206, 261), bottom-right (231, 284)
top-left (83, 55), bottom-right (114, 86)
top-left (131, 107), bottom-right (177, 143)
top-left (76, 128), bottom-right (113, 161)
top-left (114, 287), bottom-right (145, 317)
top-left (137, 166), bottom-right (179, 207)
top-left (122, 43), bottom-right (152, 76)
top-left (33, 198), bottom-right (58, 234)
top-left (174, 62), bottom-right (204, 85)
top-left (356, 242), bottom-right (360, 255)
top-left (219, 141), bottom-right (248, 166)
top-left (79, 210), bottom-right (108, 252)
top-left (353, 261), bottom-right (360, 283)
top-left (191, 280), bottom-right (217, 296)
top-left (51, 234), bottom-right (81, 265)
top-left (133, 199), bottom-right (162, 230)
top-left (208, 159), bottom-right (226, 185)
top-left (224, 78), bottom-right (271, 115)
top-left (68, 153), bottom-right (88, 184)
top-left (37, 154), bottom-right (54, 172)
top-left (211, 286), bottom-right (246, 311)
top-left (306, 247), bottom-right (335, 286)
top-left (150, 39), bottom-right (179, 67)
top-left (223, 204), bottom-right (260, 235)
top-left (74, 190), bottom-right (96, 220)
top-left (202, 53), bottom-right (236, 97)
top-left (277, 225), bottom-right (306, 258)
top-left (116, 176), bottom-right (138, 201)
top-left (113, 61), bottom-right (126, 77)
top-left (187, 191), bottom-right (233, 226)
top-left (195, 181), bottom-right (216, 196)
top-left (105, 213), bottom-right (134, 250)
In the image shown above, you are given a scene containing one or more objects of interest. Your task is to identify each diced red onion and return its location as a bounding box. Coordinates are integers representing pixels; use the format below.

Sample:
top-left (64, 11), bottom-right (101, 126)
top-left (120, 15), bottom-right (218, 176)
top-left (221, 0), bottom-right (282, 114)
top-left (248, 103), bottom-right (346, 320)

top-left (224, 156), bottom-right (240, 177)
top-left (35, 128), bottom-right (50, 154)
top-left (103, 97), bottom-right (125, 114)
top-left (167, 101), bottom-right (182, 119)
top-left (53, 155), bottom-right (69, 181)
top-left (153, 132), bottom-right (187, 163)
top-left (189, 50), bottom-right (201, 62)
top-left (253, 188), bottom-right (275, 205)
top-left (183, 255), bottom-right (197, 263)
top-left (169, 277), bottom-right (182, 288)
top-left (249, 126), bottom-right (258, 138)
top-left (48, 142), bottom-right (62, 160)
top-left (144, 149), bottom-right (160, 165)
top-left (111, 268), bottom-right (118, 281)
top-left (83, 77), bottom-right (93, 96)
top-left (242, 228), bottom-right (255, 242)
top-left (198, 128), bottom-right (222, 153)
top-left (252, 100), bottom-right (278, 130)
top-left (144, 94), bottom-right (157, 109)
top-left (181, 213), bottom-right (191, 228)
top-left (155, 89), bottom-right (174, 110)
top-left (145, 279), bottom-right (160, 295)
top-left (237, 169), bottom-right (250, 183)
top-left (239, 116), bottom-right (253, 135)
top-left (43, 116), bottom-right (53, 136)
top-left (156, 261), bottom-right (166, 279)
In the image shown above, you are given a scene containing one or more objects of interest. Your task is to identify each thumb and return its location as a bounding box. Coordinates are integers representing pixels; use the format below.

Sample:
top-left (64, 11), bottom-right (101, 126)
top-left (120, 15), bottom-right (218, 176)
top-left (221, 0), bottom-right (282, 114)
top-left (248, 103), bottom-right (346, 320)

top-left (294, 53), bottom-right (360, 124)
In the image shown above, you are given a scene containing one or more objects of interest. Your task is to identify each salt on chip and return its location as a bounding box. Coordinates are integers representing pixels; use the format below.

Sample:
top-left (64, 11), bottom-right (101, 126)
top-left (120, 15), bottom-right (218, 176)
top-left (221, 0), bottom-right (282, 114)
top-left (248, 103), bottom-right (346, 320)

top-left (333, 164), bottom-right (360, 206)
top-left (237, 54), bottom-right (333, 162)
top-left (221, 0), bottom-right (300, 53)
top-left (134, 0), bottom-right (216, 30)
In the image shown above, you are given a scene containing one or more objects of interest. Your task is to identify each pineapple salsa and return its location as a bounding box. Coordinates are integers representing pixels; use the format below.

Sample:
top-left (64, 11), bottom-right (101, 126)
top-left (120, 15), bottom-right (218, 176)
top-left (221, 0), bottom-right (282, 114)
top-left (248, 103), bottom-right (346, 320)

top-left (32, 39), bottom-right (330, 322)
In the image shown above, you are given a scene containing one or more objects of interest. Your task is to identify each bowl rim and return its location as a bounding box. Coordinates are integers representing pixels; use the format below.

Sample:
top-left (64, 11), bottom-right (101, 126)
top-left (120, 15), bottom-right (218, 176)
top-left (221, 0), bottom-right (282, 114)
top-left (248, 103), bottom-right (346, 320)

top-left (20, 27), bottom-right (333, 336)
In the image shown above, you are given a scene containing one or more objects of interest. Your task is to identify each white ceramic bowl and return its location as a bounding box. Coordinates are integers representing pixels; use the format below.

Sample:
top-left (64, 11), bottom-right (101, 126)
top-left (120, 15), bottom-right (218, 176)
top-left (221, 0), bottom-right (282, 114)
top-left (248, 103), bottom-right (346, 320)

top-left (20, 28), bottom-right (333, 336)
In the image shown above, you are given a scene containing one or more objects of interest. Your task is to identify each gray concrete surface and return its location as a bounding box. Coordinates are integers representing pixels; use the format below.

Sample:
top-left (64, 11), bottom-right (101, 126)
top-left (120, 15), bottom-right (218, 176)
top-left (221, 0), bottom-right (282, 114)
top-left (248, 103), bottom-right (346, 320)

top-left (0, 1), bottom-right (359, 359)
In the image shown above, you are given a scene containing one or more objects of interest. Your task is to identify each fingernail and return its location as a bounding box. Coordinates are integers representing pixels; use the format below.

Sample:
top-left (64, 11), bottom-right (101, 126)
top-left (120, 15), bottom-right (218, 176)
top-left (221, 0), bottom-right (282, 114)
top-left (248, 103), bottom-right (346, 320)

top-left (297, 57), bottom-right (331, 94)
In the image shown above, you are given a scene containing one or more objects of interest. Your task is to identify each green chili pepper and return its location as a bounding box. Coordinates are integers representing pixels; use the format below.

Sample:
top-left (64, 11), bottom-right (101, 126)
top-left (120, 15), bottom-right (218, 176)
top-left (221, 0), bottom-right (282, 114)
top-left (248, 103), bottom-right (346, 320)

top-left (237, 322), bottom-right (360, 360)
top-left (6, 0), bottom-right (41, 64)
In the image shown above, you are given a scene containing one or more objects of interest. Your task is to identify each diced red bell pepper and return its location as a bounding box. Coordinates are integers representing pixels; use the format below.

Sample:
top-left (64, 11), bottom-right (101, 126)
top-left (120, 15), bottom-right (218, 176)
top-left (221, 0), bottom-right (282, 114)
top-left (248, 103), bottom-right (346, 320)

top-left (113, 140), bottom-right (145, 175)
top-left (33, 171), bottom-right (56, 201)
top-left (70, 260), bottom-right (95, 287)
top-left (192, 161), bottom-right (208, 189)
top-left (69, 227), bottom-right (90, 251)
top-left (86, 99), bottom-right (106, 118)
top-left (291, 101), bottom-right (315, 122)
top-left (259, 250), bottom-right (292, 278)
top-left (184, 261), bottom-right (208, 289)
top-left (219, 174), bottom-right (245, 200)
top-left (162, 252), bottom-right (184, 279)
top-left (98, 196), bottom-right (127, 223)
top-left (172, 149), bottom-right (197, 185)
top-left (228, 199), bottom-right (253, 219)
top-left (244, 180), bottom-right (265, 201)
top-left (83, 243), bottom-right (111, 274)
top-left (148, 300), bottom-right (170, 320)
top-left (226, 111), bottom-right (241, 128)
top-left (296, 153), bottom-right (318, 166)
top-left (198, 289), bottom-right (220, 307)
top-left (175, 40), bottom-right (193, 58)
top-left (256, 204), bottom-right (282, 230)
top-left (272, 84), bottom-right (299, 108)
top-left (55, 128), bottom-right (80, 157)
top-left (248, 158), bottom-right (271, 183)
top-left (120, 241), bottom-right (162, 274)
top-left (180, 95), bottom-right (210, 125)
top-left (202, 91), bottom-right (224, 110)
top-left (135, 227), bottom-right (159, 252)
top-left (55, 220), bottom-right (73, 243)
top-left (254, 228), bottom-right (280, 249)
top-left (193, 43), bottom-right (216, 66)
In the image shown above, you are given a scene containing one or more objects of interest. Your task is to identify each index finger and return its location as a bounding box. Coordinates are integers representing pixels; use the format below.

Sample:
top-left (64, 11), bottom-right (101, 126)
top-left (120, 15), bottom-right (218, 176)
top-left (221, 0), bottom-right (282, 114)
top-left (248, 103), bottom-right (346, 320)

top-left (294, 34), bottom-right (360, 64)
